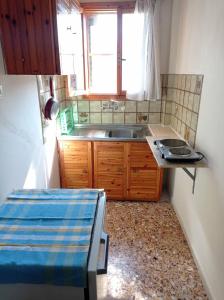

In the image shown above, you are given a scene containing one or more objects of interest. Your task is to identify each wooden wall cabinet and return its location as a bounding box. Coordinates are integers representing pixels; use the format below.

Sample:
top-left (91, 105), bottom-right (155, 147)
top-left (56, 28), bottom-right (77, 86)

top-left (0, 0), bottom-right (60, 74)
top-left (58, 140), bottom-right (163, 201)
top-left (58, 140), bottom-right (92, 188)
top-left (0, 0), bottom-right (84, 76)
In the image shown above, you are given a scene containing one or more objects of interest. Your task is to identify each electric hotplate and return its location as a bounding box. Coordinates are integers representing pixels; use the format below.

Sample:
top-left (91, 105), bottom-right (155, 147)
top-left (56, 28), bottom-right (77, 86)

top-left (156, 138), bottom-right (187, 148)
top-left (154, 139), bottom-right (204, 162)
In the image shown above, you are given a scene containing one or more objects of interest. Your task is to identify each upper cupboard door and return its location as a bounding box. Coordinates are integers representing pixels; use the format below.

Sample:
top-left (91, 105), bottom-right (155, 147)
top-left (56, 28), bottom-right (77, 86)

top-left (0, 0), bottom-right (60, 74)
top-left (0, 0), bottom-right (28, 74)
top-left (22, 0), bottom-right (60, 74)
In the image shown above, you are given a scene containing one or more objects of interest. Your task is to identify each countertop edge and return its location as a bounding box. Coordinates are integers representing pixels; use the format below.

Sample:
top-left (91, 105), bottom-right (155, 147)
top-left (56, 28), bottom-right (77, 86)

top-left (57, 136), bottom-right (148, 142)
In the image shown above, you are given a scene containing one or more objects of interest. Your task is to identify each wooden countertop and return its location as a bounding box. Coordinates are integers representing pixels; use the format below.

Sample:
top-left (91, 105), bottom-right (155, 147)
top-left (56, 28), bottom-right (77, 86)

top-left (146, 125), bottom-right (208, 169)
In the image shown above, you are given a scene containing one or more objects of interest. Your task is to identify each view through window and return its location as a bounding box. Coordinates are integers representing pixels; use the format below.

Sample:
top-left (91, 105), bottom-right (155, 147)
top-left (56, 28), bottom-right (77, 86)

top-left (85, 11), bottom-right (134, 96)
top-left (87, 14), bottom-right (117, 94)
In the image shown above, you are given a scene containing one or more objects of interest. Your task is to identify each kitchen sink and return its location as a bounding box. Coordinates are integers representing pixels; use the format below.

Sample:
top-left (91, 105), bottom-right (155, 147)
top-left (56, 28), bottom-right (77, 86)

top-left (108, 129), bottom-right (136, 138)
top-left (67, 124), bottom-right (151, 140)
top-left (107, 128), bottom-right (147, 139)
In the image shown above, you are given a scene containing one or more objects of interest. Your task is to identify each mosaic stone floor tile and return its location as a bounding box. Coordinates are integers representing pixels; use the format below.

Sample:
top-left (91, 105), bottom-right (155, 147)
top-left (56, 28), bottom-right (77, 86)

top-left (98, 200), bottom-right (208, 300)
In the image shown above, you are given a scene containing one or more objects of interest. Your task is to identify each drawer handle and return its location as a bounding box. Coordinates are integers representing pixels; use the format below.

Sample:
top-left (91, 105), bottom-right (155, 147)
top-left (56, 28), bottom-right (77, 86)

top-left (97, 232), bottom-right (109, 275)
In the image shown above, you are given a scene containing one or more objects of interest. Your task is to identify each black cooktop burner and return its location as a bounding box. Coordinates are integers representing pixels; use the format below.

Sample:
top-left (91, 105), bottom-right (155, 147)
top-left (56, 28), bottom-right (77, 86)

top-left (169, 147), bottom-right (191, 156)
top-left (154, 138), bottom-right (204, 162)
top-left (159, 139), bottom-right (187, 148)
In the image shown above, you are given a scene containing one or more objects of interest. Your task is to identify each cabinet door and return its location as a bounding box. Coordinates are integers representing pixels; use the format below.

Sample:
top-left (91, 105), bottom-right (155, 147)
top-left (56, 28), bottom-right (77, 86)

top-left (0, 0), bottom-right (60, 74)
top-left (0, 0), bottom-right (28, 73)
top-left (23, 0), bottom-right (60, 74)
top-left (126, 142), bottom-right (163, 201)
top-left (59, 141), bottom-right (92, 188)
top-left (93, 142), bottom-right (127, 200)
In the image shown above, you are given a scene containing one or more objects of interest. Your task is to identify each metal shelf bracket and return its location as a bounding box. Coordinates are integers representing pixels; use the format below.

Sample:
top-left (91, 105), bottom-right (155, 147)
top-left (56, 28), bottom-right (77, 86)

top-left (182, 168), bottom-right (197, 194)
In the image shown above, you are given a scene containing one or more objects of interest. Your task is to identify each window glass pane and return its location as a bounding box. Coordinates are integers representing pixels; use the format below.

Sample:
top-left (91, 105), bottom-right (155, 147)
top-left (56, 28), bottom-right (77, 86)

top-left (60, 54), bottom-right (74, 74)
top-left (57, 13), bottom-right (84, 90)
top-left (74, 55), bottom-right (85, 91)
top-left (90, 55), bottom-right (117, 93)
top-left (88, 14), bottom-right (117, 93)
top-left (122, 13), bottom-right (135, 91)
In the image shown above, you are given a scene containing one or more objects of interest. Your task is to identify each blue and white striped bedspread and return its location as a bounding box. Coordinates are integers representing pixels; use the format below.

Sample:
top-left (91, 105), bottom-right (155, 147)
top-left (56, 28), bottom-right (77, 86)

top-left (0, 189), bottom-right (101, 287)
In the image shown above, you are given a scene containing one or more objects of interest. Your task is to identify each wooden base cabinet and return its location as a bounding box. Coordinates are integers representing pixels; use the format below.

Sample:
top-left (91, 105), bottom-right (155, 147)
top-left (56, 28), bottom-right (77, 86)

top-left (126, 142), bottom-right (163, 201)
top-left (58, 141), bottom-right (92, 188)
top-left (58, 140), bottom-right (163, 201)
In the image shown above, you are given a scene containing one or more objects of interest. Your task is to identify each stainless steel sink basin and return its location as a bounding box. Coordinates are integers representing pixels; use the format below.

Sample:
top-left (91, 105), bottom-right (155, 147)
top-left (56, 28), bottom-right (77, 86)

top-left (108, 129), bottom-right (135, 138)
top-left (108, 127), bottom-right (148, 139)
top-left (67, 124), bottom-right (151, 140)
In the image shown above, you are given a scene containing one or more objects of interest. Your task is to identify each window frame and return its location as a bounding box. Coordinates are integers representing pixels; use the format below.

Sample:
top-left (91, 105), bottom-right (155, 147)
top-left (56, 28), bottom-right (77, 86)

top-left (81, 2), bottom-right (135, 99)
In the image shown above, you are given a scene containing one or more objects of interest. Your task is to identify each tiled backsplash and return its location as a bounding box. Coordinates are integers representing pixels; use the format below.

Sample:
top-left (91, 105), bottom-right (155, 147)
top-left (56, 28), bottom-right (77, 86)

top-left (61, 99), bottom-right (162, 125)
top-left (37, 75), bottom-right (67, 103)
top-left (161, 74), bottom-right (203, 147)
top-left (49, 73), bottom-right (204, 147)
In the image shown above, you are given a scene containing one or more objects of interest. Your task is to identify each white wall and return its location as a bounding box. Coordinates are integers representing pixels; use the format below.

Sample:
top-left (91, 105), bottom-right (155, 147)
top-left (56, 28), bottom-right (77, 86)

top-left (0, 76), bottom-right (60, 202)
top-left (169, 1), bottom-right (224, 299)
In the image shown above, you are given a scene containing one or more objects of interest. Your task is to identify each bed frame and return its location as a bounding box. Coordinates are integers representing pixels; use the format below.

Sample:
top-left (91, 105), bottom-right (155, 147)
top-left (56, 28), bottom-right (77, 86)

top-left (0, 192), bottom-right (109, 300)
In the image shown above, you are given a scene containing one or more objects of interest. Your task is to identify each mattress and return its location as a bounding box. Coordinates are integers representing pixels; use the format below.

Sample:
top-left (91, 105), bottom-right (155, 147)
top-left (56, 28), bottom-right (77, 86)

top-left (0, 189), bottom-right (101, 288)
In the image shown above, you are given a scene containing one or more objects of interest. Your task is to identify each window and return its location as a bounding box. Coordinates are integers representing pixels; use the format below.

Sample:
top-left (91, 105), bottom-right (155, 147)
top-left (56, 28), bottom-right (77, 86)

top-left (122, 13), bottom-right (135, 92)
top-left (57, 13), bottom-right (85, 91)
top-left (87, 13), bottom-right (117, 94)
top-left (82, 3), bottom-right (135, 97)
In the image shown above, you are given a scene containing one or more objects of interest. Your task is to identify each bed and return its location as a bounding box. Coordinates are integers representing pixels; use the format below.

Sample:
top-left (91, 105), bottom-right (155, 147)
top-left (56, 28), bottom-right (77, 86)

top-left (0, 189), bottom-right (108, 300)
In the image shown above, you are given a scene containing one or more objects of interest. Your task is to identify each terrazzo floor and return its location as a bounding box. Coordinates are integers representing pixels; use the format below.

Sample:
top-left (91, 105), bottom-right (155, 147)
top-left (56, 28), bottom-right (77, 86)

top-left (97, 199), bottom-right (208, 300)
